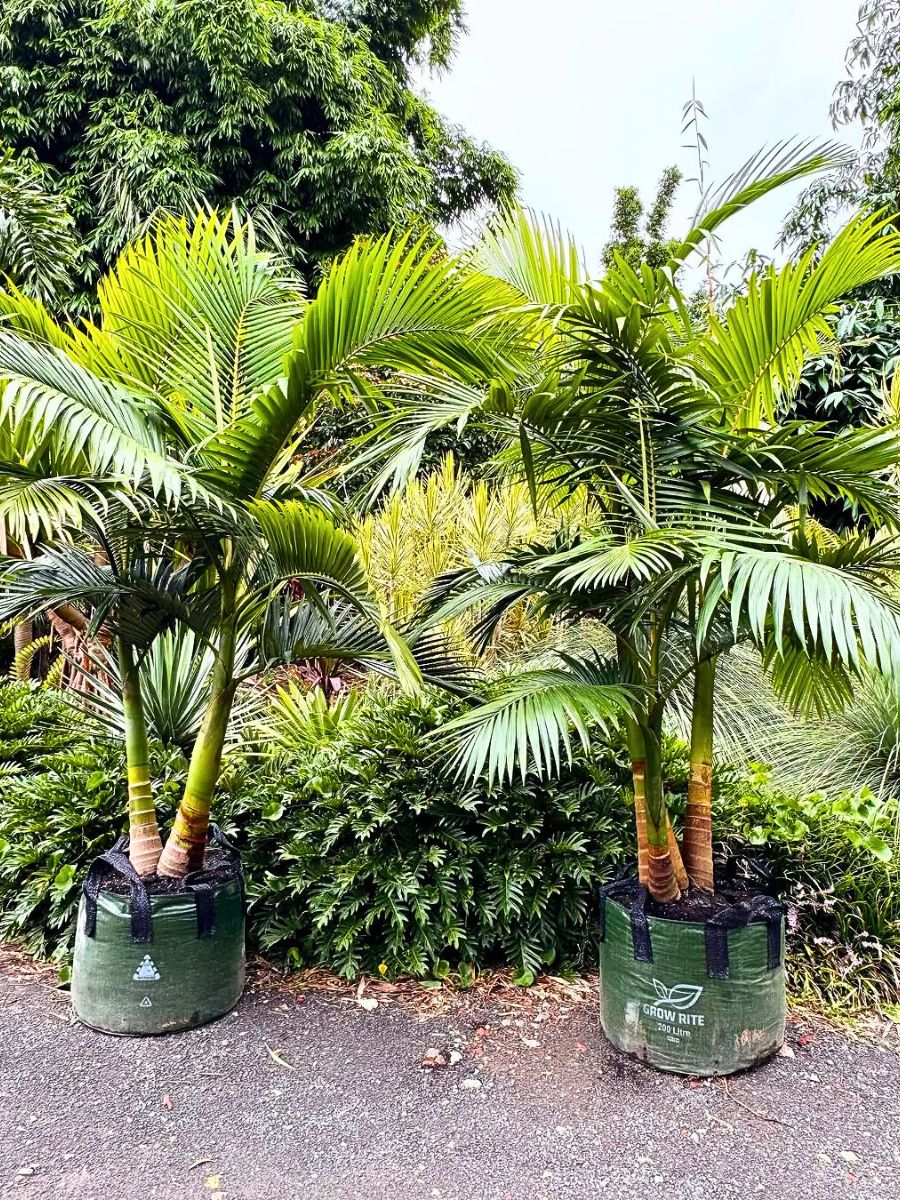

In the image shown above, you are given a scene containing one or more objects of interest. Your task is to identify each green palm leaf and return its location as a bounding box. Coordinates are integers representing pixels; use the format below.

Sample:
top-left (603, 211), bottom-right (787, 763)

top-left (696, 211), bottom-right (900, 426)
top-left (435, 654), bottom-right (636, 785)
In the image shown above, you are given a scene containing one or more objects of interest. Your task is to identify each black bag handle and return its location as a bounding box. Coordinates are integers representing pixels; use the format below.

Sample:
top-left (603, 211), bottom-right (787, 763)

top-left (600, 879), bottom-right (783, 979)
top-left (704, 894), bottom-right (783, 981)
top-left (82, 840), bottom-right (153, 944)
top-left (82, 824), bottom-right (243, 944)
top-left (598, 878), bottom-right (653, 963)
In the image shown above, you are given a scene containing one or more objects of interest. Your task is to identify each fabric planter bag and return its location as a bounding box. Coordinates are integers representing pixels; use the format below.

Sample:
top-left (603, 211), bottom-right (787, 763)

top-left (598, 880), bottom-right (786, 1076)
top-left (71, 828), bottom-right (246, 1036)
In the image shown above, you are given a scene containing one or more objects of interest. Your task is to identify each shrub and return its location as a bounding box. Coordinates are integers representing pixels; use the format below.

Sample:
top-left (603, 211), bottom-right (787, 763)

top-left (220, 689), bottom-right (634, 980)
top-left (2, 679), bottom-right (899, 1014)
top-left (716, 765), bottom-right (900, 1013)
top-left (0, 682), bottom-right (181, 960)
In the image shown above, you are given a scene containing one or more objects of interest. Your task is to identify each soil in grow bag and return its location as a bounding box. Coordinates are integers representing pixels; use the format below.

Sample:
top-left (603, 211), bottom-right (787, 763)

top-left (598, 877), bottom-right (785, 1077)
top-left (71, 828), bottom-right (246, 1036)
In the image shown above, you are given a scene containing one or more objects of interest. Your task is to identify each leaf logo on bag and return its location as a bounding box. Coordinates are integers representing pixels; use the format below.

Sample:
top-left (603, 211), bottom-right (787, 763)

top-left (652, 979), bottom-right (704, 1010)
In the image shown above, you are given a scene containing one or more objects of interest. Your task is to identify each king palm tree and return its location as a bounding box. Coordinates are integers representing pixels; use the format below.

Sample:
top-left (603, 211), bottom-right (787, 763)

top-left (0, 209), bottom-right (510, 876)
top-left (367, 145), bottom-right (900, 903)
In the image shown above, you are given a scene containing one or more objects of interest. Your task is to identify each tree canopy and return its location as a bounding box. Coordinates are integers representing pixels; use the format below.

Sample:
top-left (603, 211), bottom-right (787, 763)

top-left (785, 0), bottom-right (900, 247)
top-left (0, 0), bottom-right (516, 303)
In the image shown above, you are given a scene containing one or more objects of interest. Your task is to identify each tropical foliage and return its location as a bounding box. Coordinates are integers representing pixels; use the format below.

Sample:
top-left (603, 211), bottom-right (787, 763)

top-left (0, 0), bottom-right (515, 303)
top-left (0, 207), bottom-right (511, 878)
top-left (3, 680), bottom-right (897, 1013)
top-left (0, 147), bottom-right (77, 304)
top-left (366, 144), bottom-right (900, 905)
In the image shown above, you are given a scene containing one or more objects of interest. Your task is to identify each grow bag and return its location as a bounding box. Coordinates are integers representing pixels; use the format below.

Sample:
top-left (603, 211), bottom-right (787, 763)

top-left (71, 828), bottom-right (245, 1036)
top-left (598, 880), bottom-right (785, 1076)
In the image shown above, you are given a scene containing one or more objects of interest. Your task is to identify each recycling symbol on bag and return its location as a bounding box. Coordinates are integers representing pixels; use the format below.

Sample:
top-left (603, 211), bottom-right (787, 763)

top-left (133, 954), bottom-right (161, 982)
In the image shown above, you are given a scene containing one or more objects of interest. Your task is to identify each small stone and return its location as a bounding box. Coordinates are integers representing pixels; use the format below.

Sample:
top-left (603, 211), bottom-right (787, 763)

top-left (458, 1078), bottom-right (482, 1091)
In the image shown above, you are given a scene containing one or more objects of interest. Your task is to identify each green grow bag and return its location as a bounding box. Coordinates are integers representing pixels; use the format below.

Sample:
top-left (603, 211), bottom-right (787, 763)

top-left (598, 880), bottom-right (785, 1076)
top-left (71, 830), bottom-right (245, 1036)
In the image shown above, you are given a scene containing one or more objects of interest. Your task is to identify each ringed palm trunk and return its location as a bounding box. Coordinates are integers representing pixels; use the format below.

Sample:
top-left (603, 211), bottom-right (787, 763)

top-left (683, 656), bottom-right (716, 892)
top-left (625, 718), bottom-right (650, 885)
top-left (642, 719), bottom-right (681, 903)
top-left (158, 586), bottom-right (238, 878)
top-left (12, 619), bottom-right (33, 679)
top-left (119, 640), bottom-right (163, 876)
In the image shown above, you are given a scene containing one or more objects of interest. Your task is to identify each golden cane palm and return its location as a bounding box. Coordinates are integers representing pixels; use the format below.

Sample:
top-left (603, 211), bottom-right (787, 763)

top-left (0, 209), bottom-right (507, 876)
top-left (371, 143), bottom-right (900, 904)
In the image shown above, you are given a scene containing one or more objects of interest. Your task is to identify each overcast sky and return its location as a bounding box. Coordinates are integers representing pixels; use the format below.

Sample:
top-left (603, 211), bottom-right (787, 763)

top-left (421, 1), bottom-right (862, 271)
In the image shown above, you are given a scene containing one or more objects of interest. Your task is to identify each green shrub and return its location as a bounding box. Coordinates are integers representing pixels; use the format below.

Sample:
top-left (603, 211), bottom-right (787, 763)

top-left (0, 682), bottom-right (181, 960)
top-left (717, 765), bottom-right (900, 1013)
top-left (220, 690), bottom-right (634, 980)
top-left (2, 678), bottom-right (899, 1014)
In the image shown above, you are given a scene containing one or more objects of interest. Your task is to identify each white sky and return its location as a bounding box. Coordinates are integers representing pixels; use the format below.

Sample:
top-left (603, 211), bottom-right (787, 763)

top-left (420, 0), bottom-right (862, 271)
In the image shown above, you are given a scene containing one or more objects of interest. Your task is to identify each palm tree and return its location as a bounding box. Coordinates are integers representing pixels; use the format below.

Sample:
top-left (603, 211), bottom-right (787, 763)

top-left (369, 146), bottom-right (900, 903)
top-left (0, 209), bottom-right (506, 876)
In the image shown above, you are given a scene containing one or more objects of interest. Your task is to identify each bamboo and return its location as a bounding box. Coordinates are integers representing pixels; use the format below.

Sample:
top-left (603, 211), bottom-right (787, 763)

top-left (683, 656), bottom-right (716, 892)
top-left (119, 640), bottom-right (163, 876)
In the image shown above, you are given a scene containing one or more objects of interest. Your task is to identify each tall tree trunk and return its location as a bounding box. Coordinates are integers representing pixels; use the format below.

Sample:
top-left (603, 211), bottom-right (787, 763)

top-left (683, 656), bottom-right (716, 892)
top-left (642, 720), bottom-right (680, 903)
top-left (158, 590), bottom-right (238, 878)
top-left (119, 640), bottom-right (163, 876)
top-left (12, 619), bottom-right (34, 679)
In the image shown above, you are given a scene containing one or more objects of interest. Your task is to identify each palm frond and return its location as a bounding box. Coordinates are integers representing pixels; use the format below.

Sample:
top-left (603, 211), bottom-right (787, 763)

top-left (696, 210), bottom-right (900, 426)
top-left (434, 653), bottom-right (635, 785)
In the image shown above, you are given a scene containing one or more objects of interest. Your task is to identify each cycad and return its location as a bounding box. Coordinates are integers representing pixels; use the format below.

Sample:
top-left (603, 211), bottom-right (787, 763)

top-left (0, 209), bottom-right (503, 876)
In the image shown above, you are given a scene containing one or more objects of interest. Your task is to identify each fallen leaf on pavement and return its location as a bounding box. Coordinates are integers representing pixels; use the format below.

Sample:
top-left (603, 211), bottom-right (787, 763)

top-left (265, 1044), bottom-right (296, 1070)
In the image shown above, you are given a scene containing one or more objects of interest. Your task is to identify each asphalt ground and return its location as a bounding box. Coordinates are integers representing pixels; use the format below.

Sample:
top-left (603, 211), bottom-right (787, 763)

top-left (2, 951), bottom-right (898, 1200)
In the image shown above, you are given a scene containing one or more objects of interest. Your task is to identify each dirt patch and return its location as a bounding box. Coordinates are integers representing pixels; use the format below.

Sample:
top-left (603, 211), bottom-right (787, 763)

top-left (610, 876), bottom-right (777, 923)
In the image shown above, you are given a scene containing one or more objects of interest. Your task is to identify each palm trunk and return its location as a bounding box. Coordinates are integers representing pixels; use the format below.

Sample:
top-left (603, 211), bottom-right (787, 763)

top-left (643, 719), bottom-right (680, 903)
top-left (683, 656), bottom-right (716, 892)
top-left (119, 640), bottom-right (163, 876)
top-left (625, 718), bottom-right (649, 885)
top-left (667, 813), bottom-right (689, 891)
top-left (12, 619), bottom-right (34, 679)
top-left (158, 592), bottom-right (238, 878)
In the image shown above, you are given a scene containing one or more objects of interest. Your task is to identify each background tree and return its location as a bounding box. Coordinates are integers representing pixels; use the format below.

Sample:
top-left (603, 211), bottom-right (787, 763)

top-left (0, 147), bottom-right (77, 305)
top-left (601, 167), bottom-right (682, 271)
top-left (784, 0), bottom-right (900, 248)
top-left (0, 0), bottom-right (516, 305)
